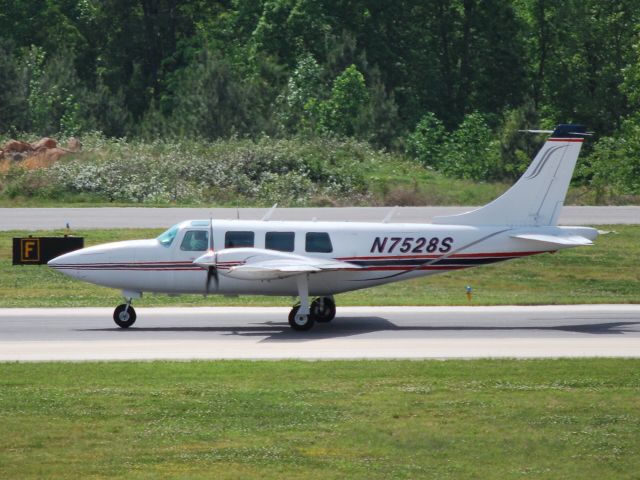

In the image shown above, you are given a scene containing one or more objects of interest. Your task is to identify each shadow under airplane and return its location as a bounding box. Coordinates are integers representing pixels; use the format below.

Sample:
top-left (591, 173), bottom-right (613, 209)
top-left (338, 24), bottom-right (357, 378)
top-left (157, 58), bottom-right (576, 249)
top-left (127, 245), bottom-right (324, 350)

top-left (79, 315), bottom-right (640, 342)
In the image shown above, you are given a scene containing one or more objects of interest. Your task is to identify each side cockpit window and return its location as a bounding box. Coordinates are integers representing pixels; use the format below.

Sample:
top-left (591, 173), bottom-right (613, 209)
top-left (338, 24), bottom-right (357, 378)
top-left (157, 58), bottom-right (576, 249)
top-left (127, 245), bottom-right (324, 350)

top-left (266, 232), bottom-right (295, 252)
top-left (157, 224), bottom-right (180, 247)
top-left (305, 232), bottom-right (333, 253)
top-left (225, 231), bottom-right (255, 248)
top-left (180, 230), bottom-right (209, 251)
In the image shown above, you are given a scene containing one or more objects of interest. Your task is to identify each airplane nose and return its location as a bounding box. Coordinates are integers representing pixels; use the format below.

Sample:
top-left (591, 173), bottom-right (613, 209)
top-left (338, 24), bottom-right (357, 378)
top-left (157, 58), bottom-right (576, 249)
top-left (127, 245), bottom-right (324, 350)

top-left (47, 254), bottom-right (66, 267)
top-left (48, 249), bottom-right (82, 267)
top-left (47, 246), bottom-right (111, 280)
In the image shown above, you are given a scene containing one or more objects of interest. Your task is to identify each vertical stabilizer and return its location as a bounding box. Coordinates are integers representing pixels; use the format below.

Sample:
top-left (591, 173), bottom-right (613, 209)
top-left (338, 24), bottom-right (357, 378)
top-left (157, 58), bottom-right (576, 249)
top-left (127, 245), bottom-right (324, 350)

top-left (433, 124), bottom-right (587, 226)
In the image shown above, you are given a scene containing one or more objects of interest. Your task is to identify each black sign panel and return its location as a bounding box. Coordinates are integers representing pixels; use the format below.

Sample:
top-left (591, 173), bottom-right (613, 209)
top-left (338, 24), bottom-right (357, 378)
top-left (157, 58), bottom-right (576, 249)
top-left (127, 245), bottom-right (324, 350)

top-left (12, 237), bottom-right (84, 265)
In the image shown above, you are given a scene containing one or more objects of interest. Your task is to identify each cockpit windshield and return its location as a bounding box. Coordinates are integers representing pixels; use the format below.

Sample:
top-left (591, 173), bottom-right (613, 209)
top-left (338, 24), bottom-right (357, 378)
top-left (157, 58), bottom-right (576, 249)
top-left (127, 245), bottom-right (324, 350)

top-left (157, 224), bottom-right (180, 247)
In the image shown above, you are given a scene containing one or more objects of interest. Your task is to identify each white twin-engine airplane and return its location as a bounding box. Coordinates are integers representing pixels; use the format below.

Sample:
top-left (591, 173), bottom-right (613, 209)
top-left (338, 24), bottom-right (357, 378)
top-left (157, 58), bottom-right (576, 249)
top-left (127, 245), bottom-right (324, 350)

top-left (49, 124), bottom-right (597, 331)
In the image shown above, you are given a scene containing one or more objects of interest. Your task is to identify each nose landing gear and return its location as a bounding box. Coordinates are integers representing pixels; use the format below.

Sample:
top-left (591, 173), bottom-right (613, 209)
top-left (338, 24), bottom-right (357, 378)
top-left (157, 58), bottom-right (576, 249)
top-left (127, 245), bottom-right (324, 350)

top-left (113, 302), bottom-right (137, 328)
top-left (113, 293), bottom-right (141, 328)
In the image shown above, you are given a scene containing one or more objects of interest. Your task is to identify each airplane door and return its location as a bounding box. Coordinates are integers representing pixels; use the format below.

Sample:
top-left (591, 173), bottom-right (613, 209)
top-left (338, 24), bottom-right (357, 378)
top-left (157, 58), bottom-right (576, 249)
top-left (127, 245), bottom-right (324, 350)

top-left (172, 229), bottom-right (209, 293)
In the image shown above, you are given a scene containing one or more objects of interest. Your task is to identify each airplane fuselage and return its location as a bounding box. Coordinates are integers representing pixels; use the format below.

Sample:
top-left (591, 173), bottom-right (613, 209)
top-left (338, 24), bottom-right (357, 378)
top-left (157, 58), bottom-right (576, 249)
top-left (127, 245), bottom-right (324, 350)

top-left (48, 219), bottom-right (597, 297)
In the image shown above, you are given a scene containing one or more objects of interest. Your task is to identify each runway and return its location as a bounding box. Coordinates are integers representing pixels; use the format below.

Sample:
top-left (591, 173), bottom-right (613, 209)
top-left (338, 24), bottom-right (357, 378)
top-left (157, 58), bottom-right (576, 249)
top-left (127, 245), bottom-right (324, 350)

top-left (0, 205), bottom-right (638, 230)
top-left (1, 305), bottom-right (639, 361)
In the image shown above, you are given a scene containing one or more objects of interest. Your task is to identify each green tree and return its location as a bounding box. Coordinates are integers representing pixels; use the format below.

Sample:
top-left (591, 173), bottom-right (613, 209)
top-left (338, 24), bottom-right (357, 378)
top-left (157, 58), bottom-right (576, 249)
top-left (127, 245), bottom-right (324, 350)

top-left (586, 119), bottom-right (640, 200)
top-left (276, 53), bottom-right (325, 134)
top-left (24, 47), bottom-right (89, 135)
top-left (441, 112), bottom-right (501, 180)
top-left (154, 49), bottom-right (268, 139)
top-left (498, 102), bottom-right (541, 179)
top-left (0, 40), bottom-right (28, 133)
top-left (516, 0), bottom-right (638, 135)
top-left (406, 113), bottom-right (447, 169)
top-left (319, 64), bottom-right (368, 137)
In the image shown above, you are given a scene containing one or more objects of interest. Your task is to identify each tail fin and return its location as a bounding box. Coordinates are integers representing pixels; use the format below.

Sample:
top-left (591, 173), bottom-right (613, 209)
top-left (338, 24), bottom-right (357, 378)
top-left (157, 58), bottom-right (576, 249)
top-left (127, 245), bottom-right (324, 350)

top-left (433, 124), bottom-right (587, 227)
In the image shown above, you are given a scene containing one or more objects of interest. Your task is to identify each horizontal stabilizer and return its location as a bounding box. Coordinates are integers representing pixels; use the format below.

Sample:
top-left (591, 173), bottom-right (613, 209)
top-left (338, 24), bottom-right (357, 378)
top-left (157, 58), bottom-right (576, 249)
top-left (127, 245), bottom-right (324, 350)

top-left (511, 233), bottom-right (593, 246)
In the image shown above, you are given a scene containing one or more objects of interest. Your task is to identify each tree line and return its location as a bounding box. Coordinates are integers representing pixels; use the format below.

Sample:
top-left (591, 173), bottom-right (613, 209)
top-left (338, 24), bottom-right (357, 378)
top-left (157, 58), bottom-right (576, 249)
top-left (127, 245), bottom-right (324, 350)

top-left (0, 0), bottom-right (639, 196)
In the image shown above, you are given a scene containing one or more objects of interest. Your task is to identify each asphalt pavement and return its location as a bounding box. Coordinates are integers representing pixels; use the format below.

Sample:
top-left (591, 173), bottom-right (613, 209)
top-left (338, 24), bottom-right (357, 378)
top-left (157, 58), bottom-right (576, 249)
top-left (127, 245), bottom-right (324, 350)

top-left (0, 206), bottom-right (638, 230)
top-left (1, 305), bottom-right (639, 361)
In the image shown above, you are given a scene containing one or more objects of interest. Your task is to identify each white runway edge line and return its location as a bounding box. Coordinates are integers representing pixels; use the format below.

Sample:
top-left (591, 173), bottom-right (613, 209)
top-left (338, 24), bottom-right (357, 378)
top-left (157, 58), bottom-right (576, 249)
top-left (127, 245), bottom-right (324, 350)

top-left (0, 206), bottom-right (639, 230)
top-left (1, 305), bottom-right (639, 361)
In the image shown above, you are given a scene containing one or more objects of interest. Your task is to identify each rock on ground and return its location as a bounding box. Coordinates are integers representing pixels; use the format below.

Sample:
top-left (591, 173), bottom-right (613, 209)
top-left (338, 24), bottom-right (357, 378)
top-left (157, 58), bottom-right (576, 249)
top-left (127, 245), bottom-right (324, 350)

top-left (3, 139), bottom-right (31, 153)
top-left (31, 137), bottom-right (58, 151)
top-left (66, 137), bottom-right (81, 152)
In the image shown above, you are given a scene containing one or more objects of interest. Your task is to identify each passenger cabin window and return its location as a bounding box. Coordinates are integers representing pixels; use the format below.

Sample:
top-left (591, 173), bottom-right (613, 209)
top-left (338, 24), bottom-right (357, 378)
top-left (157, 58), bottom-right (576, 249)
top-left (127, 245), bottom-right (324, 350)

top-left (266, 232), bottom-right (295, 252)
top-left (225, 231), bottom-right (255, 248)
top-left (180, 230), bottom-right (209, 251)
top-left (305, 232), bottom-right (333, 253)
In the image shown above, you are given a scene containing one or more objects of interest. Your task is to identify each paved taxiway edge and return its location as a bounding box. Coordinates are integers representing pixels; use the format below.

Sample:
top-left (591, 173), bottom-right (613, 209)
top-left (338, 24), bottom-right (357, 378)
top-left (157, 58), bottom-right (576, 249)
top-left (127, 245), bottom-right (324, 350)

top-left (1, 206), bottom-right (638, 230)
top-left (2, 338), bottom-right (640, 362)
top-left (1, 305), bottom-right (639, 361)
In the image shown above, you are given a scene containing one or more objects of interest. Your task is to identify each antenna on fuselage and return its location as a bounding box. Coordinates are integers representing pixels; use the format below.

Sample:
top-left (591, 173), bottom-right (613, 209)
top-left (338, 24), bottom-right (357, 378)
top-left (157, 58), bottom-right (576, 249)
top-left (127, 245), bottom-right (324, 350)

top-left (382, 205), bottom-right (399, 223)
top-left (261, 203), bottom-right (278, 221)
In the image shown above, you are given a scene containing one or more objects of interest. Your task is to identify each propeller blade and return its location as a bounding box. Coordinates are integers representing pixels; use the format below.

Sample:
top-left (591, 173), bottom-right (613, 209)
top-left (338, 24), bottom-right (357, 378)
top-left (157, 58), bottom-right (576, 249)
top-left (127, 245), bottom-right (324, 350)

top-left (206, 264), bottom-right (218, 293)
top-left (205, 219), bottom-right (218, 294)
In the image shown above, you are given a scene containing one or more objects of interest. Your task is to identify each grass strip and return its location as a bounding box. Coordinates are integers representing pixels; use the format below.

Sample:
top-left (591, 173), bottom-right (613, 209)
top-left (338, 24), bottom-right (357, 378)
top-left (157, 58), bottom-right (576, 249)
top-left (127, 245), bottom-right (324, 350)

top-left (0, 359), bottom-right (638, 479)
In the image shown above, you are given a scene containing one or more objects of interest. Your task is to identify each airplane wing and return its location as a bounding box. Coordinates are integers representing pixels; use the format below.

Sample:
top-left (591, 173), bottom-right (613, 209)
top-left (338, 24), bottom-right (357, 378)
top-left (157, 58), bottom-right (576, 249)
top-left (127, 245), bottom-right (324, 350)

top-left (193, 248), bottom-right (360, 280)
top-left (223, 258), bottom-right (359, 280)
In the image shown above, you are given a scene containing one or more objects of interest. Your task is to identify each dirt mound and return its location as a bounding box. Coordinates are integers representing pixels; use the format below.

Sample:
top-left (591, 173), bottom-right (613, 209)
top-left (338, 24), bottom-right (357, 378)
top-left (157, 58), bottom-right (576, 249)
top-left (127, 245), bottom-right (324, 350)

top-left (0, 137), bottom-right (80, 172)
top-left (31, 137), bottom-right (57, 151)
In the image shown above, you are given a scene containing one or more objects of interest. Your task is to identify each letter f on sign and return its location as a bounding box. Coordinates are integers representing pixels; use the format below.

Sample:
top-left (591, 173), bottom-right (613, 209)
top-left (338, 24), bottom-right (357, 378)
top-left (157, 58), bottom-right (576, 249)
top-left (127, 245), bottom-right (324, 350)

top-left (21, 239), bottom-right (39, 262)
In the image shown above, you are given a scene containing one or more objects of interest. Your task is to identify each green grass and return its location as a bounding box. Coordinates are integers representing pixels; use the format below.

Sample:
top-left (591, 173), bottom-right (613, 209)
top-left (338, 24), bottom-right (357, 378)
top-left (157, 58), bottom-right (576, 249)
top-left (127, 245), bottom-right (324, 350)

top-left (1, 359), bottom-right (639, 479)
top-left (0, 225), bottom-right (638, 307)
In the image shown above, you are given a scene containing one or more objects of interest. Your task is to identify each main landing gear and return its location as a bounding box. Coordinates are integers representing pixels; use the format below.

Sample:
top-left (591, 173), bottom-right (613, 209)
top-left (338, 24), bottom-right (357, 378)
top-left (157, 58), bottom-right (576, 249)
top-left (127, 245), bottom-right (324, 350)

top-left (287, 275), bottom-right (336, 331)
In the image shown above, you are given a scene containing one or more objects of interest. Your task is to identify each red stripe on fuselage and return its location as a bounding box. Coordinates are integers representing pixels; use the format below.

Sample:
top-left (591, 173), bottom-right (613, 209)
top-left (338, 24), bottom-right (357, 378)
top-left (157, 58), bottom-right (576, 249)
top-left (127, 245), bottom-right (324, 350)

top-left (337, 250), bottom-right (542, 261)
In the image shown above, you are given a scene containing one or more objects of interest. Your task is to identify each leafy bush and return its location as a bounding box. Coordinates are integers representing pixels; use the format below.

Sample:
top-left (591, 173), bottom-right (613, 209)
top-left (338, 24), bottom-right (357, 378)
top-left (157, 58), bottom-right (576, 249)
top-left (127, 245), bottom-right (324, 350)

top-left (406, 112), bottom-right (447, 169)
top-left (1, 166), bottom-right (65, 199)
top-left (318, 64), bottom-right (369, 137)
top-left (585, 118), bottom-right (640, 202)
top-left (407, 112), bottom-right (501, 181)
top-left (441, 112), bottom-right (501, 180)
top-left (37, 135), bottom-right (374, 205)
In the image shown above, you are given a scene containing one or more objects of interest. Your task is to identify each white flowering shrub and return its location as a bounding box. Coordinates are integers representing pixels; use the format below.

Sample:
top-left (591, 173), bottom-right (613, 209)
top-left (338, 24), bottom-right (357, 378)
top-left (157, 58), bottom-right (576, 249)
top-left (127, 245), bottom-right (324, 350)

top-left (4, 134), bottom-right (385, 205)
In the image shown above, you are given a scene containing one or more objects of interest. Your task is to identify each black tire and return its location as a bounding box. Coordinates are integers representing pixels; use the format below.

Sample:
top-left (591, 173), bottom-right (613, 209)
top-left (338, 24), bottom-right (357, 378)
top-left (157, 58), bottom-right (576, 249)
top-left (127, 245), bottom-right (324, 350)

top-left (311, 297), bottom-right (336, 323)
top-left (288, 305), bottom-right (315, 331)
top-left (113, 304), bottom-right (137, 328)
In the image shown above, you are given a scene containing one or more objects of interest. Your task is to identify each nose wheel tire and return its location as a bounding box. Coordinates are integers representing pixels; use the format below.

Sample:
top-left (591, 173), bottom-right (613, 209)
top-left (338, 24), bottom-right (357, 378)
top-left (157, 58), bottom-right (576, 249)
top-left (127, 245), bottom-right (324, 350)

top-left (114, 304), bottom-right (137, 328)
top-left (288, 305), bottom-right (315, 331)
top-left (311, 297), bottom-right (336, 323)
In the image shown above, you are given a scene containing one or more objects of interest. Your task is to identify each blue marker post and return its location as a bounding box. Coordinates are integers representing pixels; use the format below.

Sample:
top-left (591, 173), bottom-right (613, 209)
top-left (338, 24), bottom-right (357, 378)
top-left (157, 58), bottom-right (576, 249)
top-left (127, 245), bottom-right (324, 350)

top-left (466, 285), bottom-right (473, 302)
